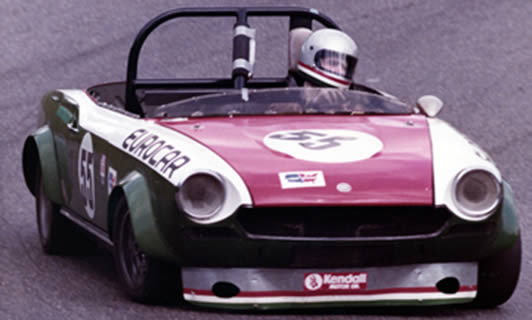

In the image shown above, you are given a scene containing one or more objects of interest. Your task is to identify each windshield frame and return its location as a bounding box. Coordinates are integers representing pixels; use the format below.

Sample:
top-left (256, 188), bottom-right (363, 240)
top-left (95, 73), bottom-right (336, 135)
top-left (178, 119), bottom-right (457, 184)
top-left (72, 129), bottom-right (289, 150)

top-left (151, 87), bottom-right (414, 119)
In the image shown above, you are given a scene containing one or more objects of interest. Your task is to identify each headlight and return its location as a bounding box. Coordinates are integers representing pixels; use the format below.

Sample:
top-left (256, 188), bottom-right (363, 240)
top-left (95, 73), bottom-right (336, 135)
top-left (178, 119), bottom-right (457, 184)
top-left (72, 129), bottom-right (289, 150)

top-left (453, 169), bottom-right (501, 221)
top-left (176, 172), bottom-right (225, 221)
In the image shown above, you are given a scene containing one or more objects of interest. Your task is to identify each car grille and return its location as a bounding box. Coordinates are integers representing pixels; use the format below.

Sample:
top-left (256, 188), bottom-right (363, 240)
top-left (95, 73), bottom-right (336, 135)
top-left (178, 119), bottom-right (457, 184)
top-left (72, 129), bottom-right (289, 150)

top-left (236, 206), bottom-right (452, 239)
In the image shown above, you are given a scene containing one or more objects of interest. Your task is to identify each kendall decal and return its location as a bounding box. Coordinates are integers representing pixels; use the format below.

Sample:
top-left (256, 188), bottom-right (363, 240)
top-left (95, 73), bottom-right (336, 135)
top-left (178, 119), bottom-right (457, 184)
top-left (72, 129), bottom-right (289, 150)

top-left (122, 129), bottom-right (190, 180)
top-left (264, 129), bottom-right (383, 163)
top-left (304, 272), bottom-right (368, 292)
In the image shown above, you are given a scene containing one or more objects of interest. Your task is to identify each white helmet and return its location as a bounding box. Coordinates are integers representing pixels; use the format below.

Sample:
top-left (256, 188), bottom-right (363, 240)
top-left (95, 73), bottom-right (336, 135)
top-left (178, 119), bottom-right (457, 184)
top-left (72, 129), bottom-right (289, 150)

top-left (297, 29), bottom-right (358, 88)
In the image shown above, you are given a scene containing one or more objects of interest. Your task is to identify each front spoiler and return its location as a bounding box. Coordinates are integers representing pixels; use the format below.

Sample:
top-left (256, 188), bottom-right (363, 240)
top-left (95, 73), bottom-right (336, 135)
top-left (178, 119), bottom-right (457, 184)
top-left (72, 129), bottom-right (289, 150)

top-left (182, 262), bottom-right (477, 310)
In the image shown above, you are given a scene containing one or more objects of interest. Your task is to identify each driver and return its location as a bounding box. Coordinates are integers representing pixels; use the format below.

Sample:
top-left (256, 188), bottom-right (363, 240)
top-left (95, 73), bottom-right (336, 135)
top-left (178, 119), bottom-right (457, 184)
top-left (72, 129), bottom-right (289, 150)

top-left (296, 29), bottom-right (358, 89)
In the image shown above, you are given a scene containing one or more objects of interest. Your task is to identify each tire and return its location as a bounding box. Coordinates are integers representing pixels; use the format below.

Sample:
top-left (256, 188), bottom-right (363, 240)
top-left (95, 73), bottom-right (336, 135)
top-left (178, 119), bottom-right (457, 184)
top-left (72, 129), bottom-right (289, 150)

top-left (112, 197), bottom-right (179, 304)
top-left (474, 235), bottom-right (522, 307)
top-left (35, 170), bottom-right (71, 254)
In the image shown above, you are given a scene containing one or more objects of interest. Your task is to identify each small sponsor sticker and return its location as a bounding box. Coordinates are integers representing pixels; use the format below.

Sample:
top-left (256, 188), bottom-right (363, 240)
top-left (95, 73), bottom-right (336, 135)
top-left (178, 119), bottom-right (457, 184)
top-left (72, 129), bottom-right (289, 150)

top-left (99, 155), bottom-right (106, 185)
top-left (304, 272), bottom-right (368, 292)
top-left (279, 171), bottom-right (326, 189)
top-left (108, 167), bottom-right (117, 195)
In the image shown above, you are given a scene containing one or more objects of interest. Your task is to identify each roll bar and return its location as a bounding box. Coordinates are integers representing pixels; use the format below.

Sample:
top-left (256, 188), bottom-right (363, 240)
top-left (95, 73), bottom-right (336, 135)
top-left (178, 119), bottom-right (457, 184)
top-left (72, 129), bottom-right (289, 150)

top-left (124, 7), bottom-right (340, 116)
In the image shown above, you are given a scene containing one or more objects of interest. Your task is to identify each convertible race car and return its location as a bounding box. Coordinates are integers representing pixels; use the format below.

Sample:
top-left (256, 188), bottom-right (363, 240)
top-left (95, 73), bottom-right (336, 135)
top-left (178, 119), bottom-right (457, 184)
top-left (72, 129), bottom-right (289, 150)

top-left (22, 7), bottom-right (520, 310)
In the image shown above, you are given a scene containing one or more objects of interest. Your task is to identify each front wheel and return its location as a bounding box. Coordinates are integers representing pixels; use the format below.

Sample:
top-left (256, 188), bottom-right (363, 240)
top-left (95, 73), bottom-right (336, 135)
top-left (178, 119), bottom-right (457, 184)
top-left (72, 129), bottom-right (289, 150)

top-left (474, 235), bottom-right (521, 307)
top-left (112, 198), bottom-right (179, 304)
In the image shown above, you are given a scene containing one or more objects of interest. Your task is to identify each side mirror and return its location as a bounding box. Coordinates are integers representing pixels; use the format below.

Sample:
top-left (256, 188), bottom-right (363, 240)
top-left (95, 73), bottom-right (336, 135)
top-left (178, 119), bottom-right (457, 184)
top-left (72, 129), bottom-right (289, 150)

top-left (417, 95), bottom-right (443, 117)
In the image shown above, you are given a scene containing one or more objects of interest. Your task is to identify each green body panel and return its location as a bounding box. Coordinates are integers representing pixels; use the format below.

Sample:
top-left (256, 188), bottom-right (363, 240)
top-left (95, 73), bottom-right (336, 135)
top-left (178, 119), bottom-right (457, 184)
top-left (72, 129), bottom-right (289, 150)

top-left (115, 171), bottom-right (176, 261)
top-left (23, 126), bottom-right (63, 205)
top-left (41, 91), bottom-right (85, 216)
top-left (490, 181), bottom-right (520, 251)
top-left (22, 90), bottom-right (82, 205)
top-left (37, 96), bottom-right (187, 260)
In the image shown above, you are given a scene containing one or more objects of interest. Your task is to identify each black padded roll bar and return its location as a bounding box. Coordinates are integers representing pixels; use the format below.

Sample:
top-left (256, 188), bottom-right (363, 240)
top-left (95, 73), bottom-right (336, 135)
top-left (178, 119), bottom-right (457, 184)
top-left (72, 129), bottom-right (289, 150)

top-left (125, 7), bottom-right (340, 116)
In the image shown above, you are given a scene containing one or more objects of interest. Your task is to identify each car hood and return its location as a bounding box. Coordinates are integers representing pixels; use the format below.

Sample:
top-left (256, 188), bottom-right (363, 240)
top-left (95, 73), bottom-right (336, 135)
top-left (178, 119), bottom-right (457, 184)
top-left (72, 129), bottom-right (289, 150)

top-left (156, 115), bottom-right (433, 206)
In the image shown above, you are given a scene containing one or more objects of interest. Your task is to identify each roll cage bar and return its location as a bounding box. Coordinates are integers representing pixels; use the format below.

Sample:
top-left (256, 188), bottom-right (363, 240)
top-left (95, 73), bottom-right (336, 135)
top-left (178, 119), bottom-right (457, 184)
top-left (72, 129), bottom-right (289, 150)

top-left (125, 7), bottom-right (340, 117)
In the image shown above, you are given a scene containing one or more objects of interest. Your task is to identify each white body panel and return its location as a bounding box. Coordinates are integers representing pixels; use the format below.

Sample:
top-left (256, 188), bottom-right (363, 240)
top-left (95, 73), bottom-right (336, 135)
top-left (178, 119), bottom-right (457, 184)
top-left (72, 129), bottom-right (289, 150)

top-left (61, 90), bottom-right (252, 224)
top-left (427, 118), bottom-right (501, 219)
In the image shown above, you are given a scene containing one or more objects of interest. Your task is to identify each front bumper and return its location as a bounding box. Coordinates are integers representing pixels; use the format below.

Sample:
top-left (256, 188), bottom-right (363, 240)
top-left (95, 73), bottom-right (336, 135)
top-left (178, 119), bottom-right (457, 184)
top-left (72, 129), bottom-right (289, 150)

top-left (182, 262), bottom-right (477, 310)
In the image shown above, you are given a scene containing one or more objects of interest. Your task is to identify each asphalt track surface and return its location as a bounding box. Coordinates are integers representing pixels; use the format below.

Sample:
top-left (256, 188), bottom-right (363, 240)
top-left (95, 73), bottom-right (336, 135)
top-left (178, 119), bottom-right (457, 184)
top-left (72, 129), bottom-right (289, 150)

top-left (1, 1), bottom-right (531, 319)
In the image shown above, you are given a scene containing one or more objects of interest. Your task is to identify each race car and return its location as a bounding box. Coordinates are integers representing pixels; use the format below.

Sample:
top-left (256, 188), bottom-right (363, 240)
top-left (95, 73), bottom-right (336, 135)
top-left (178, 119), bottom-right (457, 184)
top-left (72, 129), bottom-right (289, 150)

top-left (22, 7), bottom-right (521, 310)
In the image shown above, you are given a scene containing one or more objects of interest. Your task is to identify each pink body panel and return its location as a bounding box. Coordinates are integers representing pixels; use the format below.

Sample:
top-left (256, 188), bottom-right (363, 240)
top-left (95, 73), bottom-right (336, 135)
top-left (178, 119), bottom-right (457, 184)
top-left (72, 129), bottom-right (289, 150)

top-left (155, 115), bottom-right (433, 206)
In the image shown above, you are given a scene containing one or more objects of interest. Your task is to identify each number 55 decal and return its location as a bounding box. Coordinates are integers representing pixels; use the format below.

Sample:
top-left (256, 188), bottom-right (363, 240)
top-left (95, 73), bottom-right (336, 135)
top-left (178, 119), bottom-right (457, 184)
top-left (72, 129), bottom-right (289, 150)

top-left (78, 133), bottom-right (95, 219)
top-left (269, 130), bottom-right (357, 150)
top-left (264, 129), bottom-right (383, 163)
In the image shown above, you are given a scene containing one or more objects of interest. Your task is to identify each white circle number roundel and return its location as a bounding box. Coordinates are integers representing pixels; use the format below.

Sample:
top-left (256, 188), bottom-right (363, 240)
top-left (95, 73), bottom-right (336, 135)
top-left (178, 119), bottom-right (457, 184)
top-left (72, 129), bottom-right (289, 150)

top-left (78, 133), bottom-right (96, 219)
top-left (264, 129), bottom-right (383, 163)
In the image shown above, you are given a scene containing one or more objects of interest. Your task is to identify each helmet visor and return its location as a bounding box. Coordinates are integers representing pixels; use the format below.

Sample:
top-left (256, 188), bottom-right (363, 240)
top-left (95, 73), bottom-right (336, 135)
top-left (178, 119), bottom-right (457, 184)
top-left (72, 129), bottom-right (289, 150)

top-left (314, 50), bottom-right (357, 79)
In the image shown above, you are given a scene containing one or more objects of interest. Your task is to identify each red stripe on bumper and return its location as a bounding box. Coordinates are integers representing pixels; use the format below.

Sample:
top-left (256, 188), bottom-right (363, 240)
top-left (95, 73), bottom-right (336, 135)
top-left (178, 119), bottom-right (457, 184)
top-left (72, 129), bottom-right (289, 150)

top-left (183, 285), bottom-right (477, 298)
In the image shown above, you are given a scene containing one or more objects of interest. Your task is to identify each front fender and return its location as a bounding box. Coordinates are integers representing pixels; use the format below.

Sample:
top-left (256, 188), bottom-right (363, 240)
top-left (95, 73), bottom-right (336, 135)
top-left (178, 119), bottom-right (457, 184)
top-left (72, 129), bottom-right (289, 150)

top-left (108, 171), bottom-right (176, 261)
top-left (22, 126), bottom-right (63, 204)
top-left (491, 181), bottom-right (520, 251)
